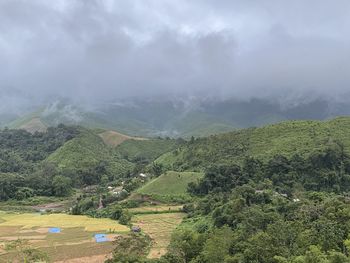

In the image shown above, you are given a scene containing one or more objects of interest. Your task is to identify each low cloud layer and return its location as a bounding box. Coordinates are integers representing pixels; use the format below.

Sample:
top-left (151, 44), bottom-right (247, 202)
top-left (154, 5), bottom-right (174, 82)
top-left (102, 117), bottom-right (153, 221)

top-left (1, 0), bottom-right (350, 106)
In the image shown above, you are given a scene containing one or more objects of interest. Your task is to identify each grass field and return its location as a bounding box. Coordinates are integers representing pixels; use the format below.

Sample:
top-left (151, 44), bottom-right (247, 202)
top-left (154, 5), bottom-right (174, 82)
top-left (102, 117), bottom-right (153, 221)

top-left (0, 212), bottom-right (129, 262)
top-left (136, 171), bottom-right (203, 200)
top-left (132, 213), bottom-right (185, 258)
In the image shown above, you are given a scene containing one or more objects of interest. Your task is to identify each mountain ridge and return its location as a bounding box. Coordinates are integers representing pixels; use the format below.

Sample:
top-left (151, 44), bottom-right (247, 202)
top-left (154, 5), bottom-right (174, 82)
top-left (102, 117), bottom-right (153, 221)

top-left (155, 116), bottom-right (350, 171)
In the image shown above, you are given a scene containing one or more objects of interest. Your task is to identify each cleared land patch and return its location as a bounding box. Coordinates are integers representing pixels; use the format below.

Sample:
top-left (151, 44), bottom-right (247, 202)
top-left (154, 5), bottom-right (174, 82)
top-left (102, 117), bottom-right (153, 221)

top-left (137, 171), bottom-right (203, 201)
top-left (132, 213), bottom-right (185, 258)
top-left (98, 130), bottom-right (146, 147)
top-left (19, 117), bottom-right (47, 133)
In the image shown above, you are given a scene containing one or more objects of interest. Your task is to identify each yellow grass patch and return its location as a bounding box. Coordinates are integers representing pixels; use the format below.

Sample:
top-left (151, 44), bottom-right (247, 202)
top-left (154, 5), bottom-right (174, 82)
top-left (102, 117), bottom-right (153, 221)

top-left (42, 242), bottom-right (115, 262)
top-left (54, 253), bottom-right (112, 263)
top-left (129, 205), bottom-right (183, 213)
top-left (0, 213), bottom-right (129, 232)
top-left (19, 227), bottom-right (49, 234)
top-left (132, 213), bottom-right (185, 258)
top-left (0, 235), bottom-right (46, 241)
top-left (98, 130), bottom-right (146, 147)
top-left (0, 213), bottom-right (128, 262)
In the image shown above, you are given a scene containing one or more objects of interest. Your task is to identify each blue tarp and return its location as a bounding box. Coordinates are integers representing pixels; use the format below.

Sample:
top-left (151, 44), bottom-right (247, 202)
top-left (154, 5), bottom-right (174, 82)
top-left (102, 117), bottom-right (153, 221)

top-left (49, 227), bottom-right (61, 233)
top-left (95, 233), bottom-right (108, 243)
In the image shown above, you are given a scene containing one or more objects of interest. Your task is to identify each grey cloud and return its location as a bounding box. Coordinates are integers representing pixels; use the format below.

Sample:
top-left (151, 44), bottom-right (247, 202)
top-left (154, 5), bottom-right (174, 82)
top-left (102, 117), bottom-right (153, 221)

top-left (0, 0), bottom-right (350, 106)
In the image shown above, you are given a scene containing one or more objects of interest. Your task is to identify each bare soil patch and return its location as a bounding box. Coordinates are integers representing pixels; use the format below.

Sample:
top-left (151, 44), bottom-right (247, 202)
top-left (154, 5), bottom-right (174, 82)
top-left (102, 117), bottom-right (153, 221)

top-left (54, 253), bottom-right (112, 263)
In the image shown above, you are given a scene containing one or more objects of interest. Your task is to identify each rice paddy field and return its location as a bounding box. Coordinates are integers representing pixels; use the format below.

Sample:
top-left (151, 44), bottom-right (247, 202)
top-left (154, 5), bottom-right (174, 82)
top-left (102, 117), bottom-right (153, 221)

top-left (129, 205), bottom-right (183, 214)
top-left (132, 212), bottom-right (185, 258)
top-left (0, 212), bottom-right (129, 262)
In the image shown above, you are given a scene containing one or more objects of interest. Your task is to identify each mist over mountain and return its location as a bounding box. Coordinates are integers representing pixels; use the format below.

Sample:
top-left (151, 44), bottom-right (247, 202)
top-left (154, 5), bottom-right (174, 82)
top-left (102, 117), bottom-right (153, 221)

top-left (1, 0), bottom-right (350, 136)
top-left (2, 95), bottom-right (348, 137)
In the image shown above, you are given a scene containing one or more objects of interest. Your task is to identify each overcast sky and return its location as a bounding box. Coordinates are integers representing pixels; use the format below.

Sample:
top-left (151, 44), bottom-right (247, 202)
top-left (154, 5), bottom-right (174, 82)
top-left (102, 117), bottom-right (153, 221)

top-left (1, 0), bottom-right (350, 105)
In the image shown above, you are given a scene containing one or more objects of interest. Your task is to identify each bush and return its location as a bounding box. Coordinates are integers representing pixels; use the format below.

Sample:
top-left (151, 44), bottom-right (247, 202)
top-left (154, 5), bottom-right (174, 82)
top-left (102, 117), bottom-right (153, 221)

top-left (15, 187), bottom-right (34, 200)
top-left (119, 210), bottom-right (132, 225)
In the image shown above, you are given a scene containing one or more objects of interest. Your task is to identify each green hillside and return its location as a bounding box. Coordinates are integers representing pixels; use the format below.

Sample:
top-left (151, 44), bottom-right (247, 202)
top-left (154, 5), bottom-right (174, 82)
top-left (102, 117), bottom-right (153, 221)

top-left (137, 171), bottom-right (203, 201)
top-left (115, 138), bottom-right (181, 163)
top-left (161, 111), bottom-right (235, 138)
top-left (47, 128), bottom-right (134, 176)
top-left (156, 117), bottom-right (350, 171)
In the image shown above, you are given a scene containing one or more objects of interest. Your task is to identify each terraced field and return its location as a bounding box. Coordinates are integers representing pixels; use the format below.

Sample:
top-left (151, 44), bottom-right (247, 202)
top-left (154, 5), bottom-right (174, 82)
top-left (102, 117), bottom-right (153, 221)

top-left (0, 212), bottom-right (129, 262)
top-left (132, 213), bottom-right (185, 258)
top-left (129, 205), bottom-right (183, 214)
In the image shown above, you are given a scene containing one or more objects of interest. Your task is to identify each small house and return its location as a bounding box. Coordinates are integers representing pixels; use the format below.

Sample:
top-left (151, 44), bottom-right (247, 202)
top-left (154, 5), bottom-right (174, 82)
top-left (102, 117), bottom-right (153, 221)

top-left (110, 186), bottom-right (123, 195)
top-left (131, 226), bottom-right (141, 233)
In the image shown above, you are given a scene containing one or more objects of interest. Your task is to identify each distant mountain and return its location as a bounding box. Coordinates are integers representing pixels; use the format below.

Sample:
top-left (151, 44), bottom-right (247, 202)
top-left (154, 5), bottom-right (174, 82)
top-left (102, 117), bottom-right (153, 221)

top-left (3, 97), bottom-right (350, 137)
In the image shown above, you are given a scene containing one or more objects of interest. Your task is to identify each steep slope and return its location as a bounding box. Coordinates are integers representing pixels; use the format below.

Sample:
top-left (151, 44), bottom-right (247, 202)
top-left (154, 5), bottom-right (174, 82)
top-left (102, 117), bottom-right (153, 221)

top-left (156, 117), bottom-right (350, 171)
top-left (47, 128), bottom-right (134, 175)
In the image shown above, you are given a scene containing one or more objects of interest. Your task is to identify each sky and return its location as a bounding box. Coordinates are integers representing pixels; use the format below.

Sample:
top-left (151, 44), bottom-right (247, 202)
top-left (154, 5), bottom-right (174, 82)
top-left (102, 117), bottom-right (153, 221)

top-left (1, 0), bottom-right (350, 107)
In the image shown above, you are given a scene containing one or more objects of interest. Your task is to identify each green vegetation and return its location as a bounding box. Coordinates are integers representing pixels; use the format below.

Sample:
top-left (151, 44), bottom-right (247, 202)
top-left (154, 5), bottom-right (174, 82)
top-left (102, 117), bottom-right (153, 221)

top-left (106, 233), bottom-right (152, 262)
top-left (6, 117), bottom-right (350, 262)
top-left (156, 117), bottom-right (350, 171)
top-left (47, 127), bottom-right (134, 177)
top-left (166, 111), bottom-right (235, 138)
top-left (112, 144), bottom-right (350, 262)
top-left (0, 125), bottom-right (80, 200)
top-left (137, 171), bottom-right (203, 202)
top-left (4, 239), bottom-right (49, 263)
top-left (116, 138), bottom-right (181, 163)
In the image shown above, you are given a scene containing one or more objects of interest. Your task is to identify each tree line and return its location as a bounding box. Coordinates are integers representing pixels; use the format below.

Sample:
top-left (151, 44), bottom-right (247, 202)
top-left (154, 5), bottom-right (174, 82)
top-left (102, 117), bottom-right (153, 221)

top-left (108, 144), bottom-right (350, 263)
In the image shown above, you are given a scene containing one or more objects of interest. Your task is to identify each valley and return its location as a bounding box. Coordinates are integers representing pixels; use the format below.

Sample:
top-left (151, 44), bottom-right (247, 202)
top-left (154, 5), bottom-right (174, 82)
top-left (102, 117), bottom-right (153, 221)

top-left (2, 117), bottom-right (350, 262)
top-left (2, 2), bottom-right (348, 262)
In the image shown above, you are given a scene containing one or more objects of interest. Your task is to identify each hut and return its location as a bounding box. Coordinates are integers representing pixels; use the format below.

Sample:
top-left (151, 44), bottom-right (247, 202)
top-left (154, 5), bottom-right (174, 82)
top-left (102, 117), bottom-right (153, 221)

top-left (131, 226), bottom-right (141, 233)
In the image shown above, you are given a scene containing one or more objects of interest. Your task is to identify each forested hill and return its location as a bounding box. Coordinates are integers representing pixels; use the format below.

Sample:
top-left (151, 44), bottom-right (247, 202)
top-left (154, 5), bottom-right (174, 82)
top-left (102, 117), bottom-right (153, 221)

top-left (0, 125), bottom-right (179, 200)
top-left (0, 125), bottom-right (80, 173)
top-left (156, 117), bottom-right (350, 171)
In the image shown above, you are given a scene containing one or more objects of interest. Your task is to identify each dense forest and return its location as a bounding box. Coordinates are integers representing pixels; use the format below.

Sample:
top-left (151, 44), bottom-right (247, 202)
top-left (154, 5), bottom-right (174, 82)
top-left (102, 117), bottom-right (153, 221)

top-left (0, 125), bottom-right (80, 200)
top-left (108, 144), bottom-right (350, 263)
top-left (0, 126), bottom-right (178, 201)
